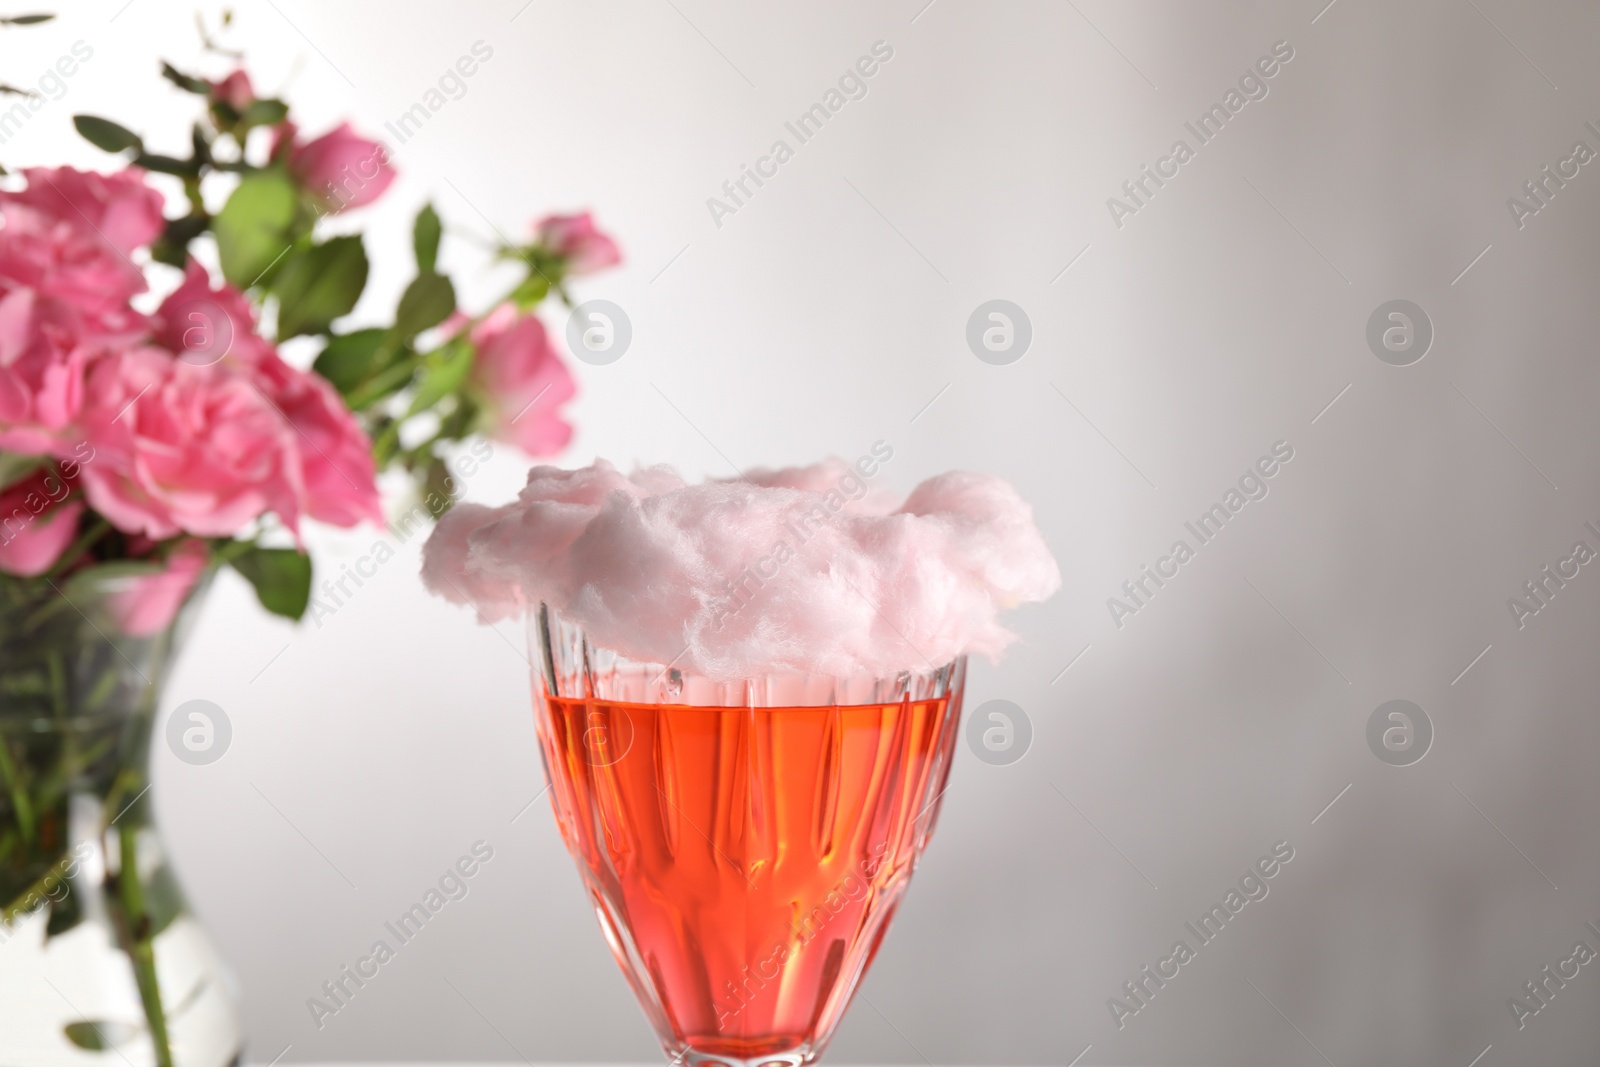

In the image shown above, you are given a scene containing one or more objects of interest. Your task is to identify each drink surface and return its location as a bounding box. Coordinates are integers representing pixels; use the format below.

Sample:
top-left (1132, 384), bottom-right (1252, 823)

top-left (536, 693), bottom-right (959, 1065)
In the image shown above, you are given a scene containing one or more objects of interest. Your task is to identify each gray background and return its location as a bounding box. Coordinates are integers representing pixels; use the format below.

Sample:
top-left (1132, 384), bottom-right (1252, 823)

top-left (11, 0), bottom-right (1600, 1063)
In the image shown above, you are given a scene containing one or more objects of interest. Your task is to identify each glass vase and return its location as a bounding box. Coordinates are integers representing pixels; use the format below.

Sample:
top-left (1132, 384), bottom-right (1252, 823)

top-left (0, 571), bottom-right (243, 1067)
top-left (528, 603), bottom-right (964, 1067)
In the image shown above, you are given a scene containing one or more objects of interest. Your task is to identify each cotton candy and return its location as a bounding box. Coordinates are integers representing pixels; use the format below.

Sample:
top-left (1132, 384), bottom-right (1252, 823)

top-left (421, 459), bottom-right (1060, 680)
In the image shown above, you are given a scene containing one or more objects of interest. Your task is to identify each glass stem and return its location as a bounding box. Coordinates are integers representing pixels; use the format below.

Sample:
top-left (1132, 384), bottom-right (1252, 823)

top-left (115, 819), bottom-right (175, 1067)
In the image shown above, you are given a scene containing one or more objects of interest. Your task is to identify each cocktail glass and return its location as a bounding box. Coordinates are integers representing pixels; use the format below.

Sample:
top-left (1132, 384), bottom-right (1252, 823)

top-left (527, 604), bottom-right (965, 1067)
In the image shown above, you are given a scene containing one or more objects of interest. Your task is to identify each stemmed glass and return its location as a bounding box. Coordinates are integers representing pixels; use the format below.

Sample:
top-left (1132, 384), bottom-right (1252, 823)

top-left (527, 604), bottom-right (964, 1067)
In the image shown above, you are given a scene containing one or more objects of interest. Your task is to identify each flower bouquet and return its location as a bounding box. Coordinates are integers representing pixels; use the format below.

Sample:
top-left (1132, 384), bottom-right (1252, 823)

top-left (0, 44), bottom-right (616, 1067)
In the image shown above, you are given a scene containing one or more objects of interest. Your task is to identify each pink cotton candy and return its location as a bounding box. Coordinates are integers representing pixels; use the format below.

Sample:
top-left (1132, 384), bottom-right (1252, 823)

top-left (422, 458), bottom-right (1060, 681)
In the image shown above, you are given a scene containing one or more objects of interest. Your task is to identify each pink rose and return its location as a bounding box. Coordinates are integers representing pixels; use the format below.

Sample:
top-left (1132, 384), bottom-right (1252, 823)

top-left (0, 467), bottom-right (85, 576)
top-left (209, 70), bottom-right (256, 112)
top-left (0, 202), bottom-right (151, 324)
top-left (0, 168), bottom-right (160, 454)
top-left (0, 290), bottom-right (91, 454)
top-left (105, 538), bottom-right (209, 637)
top-left (281, 121), bottom-right (395, 213)
top-left (152, 260), bottom-right (273, 368)
top-left (2, 166), bottom-right (166, 258)
top-left (532, 212), bottom-right (620, 276)
top-left (0, 181), bottom-right (152, 330)
top-left (461, 304), bottom-right (575, 456)
top-left (77, 346), bottom-right (304, 540)
top-left (154, 261), bottom-right (381, 527)
top-left (249, 355), bottom-right (382, 527)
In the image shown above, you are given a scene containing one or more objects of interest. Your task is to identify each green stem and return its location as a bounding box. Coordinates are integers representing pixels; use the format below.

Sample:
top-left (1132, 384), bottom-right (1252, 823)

top-left (370, 418), bottom-right (404, 468)
top-left (99, 767), bottom-right (141, 830)
top-left (44, 515), bottom-right (111, 580)
top-left (0, 824), bottom-right (85, 924)
top-left (116, 820), bottom-right (174, 1067)
top-left (1, 857), bottom-right (56, 923)
top-left (209, 536), bottom-right (255, 566)
top-left (0, 735), bottom-right (34, 847)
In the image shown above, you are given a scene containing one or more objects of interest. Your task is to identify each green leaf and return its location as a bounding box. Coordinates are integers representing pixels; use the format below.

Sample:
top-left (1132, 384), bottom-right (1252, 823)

top-left (343, 355), bottom-right (420, 411)
top-left (0, 452), bottom-right (44, 488)
top-left (229, 548), bottom-right (311, 620)
top-left (135, 152), bottom-right (196, 177)
top-left (3, 14), bottom-right (55, 25)
top-left (510, 273), bottom-right (549, 309)
top-left (212, 170), bottom-right (299, 288)
top-left (393, 273), bottom-right (455, 340)
top-left (161, 61), bottom-right (209, 94)
top-left (72, 115), bottom-right (142, 154)
top-left (313, 328), bottom-right (388, 395)
top-left (240, 98), bottom-right (289, 128)
top-left (64, 1021), bottom-right (139, 1050)
top-left (413, 203), bottom-right (441, 274)
top-left (270, 235), bottom-right (369, 339)
top-left (407, 337), bottom-right (474, 416)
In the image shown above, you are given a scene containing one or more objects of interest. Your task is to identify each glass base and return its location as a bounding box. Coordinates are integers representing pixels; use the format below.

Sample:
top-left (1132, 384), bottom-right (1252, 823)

top-left (680, 1045), bottom-right (811, 1067)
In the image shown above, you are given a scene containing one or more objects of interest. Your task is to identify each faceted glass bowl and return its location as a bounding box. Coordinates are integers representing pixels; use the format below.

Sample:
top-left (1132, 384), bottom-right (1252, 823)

top-left (527, 604), bottom-right (965, 1067)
